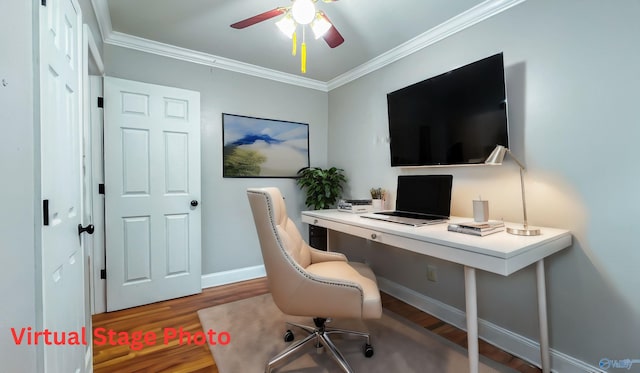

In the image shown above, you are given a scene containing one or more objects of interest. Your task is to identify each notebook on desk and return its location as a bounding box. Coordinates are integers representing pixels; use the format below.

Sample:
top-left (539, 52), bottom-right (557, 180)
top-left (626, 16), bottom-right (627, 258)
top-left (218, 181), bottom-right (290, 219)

top-left (361, 175), bottom-right (453, 227)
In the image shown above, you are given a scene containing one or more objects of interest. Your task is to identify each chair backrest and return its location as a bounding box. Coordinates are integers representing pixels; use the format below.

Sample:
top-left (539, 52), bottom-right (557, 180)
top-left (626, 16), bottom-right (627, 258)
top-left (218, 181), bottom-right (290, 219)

top-left (246, 187), bottom-right (313, 311)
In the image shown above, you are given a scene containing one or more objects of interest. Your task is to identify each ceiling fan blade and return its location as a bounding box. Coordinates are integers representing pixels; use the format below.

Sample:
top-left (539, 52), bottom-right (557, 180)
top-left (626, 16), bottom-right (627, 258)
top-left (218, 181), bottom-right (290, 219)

top-left (320, 13), bottom-right (344, 48)
top-left (230, 8), bottom-right (286, 29)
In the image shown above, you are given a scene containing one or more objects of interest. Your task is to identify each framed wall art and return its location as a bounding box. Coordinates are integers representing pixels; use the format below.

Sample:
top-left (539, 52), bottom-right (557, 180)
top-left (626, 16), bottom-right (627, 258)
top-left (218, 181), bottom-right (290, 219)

top-left (222, 113), bottom-right (310, 178)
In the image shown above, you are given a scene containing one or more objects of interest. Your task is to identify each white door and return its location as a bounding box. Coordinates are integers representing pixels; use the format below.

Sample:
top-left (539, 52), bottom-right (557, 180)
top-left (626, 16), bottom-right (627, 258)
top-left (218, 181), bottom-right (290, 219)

top-left (104, 77), bottom-right (202, 311)
top-left (39, 0), bottom-right (86, 371)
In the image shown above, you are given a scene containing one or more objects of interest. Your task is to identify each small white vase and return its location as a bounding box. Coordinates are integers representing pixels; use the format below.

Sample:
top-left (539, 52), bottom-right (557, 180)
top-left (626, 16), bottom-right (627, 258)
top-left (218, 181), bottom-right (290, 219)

top-left (372, 199), bottom-right (384, 211)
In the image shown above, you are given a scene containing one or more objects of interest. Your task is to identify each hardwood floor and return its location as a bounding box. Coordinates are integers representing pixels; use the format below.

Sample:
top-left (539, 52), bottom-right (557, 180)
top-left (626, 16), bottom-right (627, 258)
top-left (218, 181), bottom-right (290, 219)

top-left (92, 278), bottom-right (269, 372)
top-left (93, 278), bottom-right (541, 372)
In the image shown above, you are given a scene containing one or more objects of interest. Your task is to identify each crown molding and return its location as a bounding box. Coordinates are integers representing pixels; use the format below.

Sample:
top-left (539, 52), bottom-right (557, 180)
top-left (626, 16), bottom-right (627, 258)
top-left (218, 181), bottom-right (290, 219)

top-left (104, 31), bottom-right (328, 91)
top-left (326, 0), bottom-right (527, 90)
top-left (90, 0), bottom-right (526, 92)
top-left (90, 0), bottom-right (112, 42)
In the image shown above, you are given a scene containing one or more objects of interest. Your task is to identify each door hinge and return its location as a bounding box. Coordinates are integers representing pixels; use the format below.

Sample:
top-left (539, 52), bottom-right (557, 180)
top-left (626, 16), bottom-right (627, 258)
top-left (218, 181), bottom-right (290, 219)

top-left (43, 199), bottom-right (49, 226)
top-left (41, 0), bottom-right (46, 6)
top-left (100, 269), bottom-right (107, 279)
top-left (97, 97), bottom-right (104, 108)
top-left (98, 183), bottom-right (105, 195)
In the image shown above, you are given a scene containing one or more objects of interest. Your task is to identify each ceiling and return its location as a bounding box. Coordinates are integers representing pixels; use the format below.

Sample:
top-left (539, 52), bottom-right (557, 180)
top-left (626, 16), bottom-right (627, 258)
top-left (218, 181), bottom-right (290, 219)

top-left (96, 0), bottom-right (518, 89)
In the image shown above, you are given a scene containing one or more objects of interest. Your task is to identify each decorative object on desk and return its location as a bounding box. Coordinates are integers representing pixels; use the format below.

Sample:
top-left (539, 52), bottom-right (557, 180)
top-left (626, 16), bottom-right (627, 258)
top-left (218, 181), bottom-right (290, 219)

top-left (222, 113), bottom-right (309, 178)
top-left (448, 221), bottom-right (505, 236)
top-left (296, 167), bottom-right (346, 209)
top-left (370, 187), bottom-right (386, 211)
top-left (485, 145), bottom-right (541, 236)
top-left (473, 197), bottom-right (489, 222)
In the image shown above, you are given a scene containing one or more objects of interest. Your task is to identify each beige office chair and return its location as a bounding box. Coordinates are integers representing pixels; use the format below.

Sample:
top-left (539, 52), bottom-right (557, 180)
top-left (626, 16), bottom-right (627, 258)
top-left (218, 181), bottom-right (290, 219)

top-left (247, 187), bottom-right (382, 373)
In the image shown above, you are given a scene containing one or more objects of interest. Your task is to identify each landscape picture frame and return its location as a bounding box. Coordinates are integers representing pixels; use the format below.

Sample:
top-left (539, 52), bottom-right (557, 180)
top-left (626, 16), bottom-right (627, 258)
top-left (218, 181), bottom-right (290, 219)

top-left (222, 113), bottom-right (310, 178)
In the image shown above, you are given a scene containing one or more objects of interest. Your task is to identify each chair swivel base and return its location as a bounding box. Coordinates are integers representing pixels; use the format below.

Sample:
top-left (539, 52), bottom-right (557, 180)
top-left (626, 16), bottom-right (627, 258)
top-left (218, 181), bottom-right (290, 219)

top-left (265, 318), bottom-right (374, 373)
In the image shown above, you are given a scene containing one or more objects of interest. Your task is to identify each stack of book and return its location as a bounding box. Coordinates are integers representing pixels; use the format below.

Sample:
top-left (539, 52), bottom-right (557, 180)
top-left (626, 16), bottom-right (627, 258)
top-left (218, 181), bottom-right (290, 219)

top-left (337, 199), bottom-right (373, 214)
top-left (447, 221), bottom-right (505, 236)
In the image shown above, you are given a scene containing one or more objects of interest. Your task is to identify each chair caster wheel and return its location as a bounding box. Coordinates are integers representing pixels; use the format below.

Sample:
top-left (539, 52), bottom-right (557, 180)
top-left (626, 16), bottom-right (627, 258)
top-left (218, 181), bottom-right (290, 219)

top-left (363, 343), bottom-right (374, 358)
top-left (283, 330), bottom-right (294, 342)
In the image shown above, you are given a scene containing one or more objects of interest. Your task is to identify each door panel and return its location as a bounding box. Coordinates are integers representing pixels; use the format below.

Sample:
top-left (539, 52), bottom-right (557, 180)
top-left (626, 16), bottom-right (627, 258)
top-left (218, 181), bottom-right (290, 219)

top-left (164, 132), bottom-right (189, 193)
top-left (104, 77), bottom-right (201, 311)
top-left (122, 128), bottom-right (151, 194)
top-left (165, 214), bottom-right (190, 275)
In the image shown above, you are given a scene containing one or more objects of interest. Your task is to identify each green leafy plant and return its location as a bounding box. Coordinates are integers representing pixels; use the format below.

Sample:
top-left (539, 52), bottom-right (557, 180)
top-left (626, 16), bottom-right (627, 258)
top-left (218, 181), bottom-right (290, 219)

top-left (296, 167), bottom-right (347, 210)
top-left (370, 187), bottom-right (385, 200)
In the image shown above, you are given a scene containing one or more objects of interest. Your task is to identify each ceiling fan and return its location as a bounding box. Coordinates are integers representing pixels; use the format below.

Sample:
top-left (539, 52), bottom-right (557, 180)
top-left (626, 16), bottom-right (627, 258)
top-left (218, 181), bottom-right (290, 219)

top-left (230, 0), bottom-right (345, 74)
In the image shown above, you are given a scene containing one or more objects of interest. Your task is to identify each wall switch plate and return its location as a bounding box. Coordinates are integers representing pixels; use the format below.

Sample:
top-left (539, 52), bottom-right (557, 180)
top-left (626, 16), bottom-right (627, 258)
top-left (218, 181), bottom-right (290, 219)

top-left (427, 265), bottom-right (438, 282)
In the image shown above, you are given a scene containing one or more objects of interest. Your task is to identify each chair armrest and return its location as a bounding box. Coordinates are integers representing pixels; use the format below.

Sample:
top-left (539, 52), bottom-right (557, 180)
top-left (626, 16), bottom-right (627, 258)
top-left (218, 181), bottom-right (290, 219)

top-left (309, 247), bottom-right (347, 263)
top-left (285, 268), bottom-right (365, 318)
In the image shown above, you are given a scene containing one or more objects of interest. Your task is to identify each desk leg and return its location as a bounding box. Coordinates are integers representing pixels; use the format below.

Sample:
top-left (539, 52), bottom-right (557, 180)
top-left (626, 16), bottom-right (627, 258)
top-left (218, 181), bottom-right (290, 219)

top-left (536, 259), bottom-right (551, 373)
top-left (464, 266), bottom-right (479, 373)
top-left (326, 228), bottom-right (331, 251)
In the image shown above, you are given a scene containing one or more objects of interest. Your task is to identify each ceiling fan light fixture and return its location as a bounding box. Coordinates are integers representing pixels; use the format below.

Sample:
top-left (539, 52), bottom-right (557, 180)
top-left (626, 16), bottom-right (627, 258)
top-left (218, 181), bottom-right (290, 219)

top-left (291, 0), bottom-right (316, 25)
top-left (275, 14), bottom-right (296, 38)
top-left (311, 13), bottom-right (332, 39)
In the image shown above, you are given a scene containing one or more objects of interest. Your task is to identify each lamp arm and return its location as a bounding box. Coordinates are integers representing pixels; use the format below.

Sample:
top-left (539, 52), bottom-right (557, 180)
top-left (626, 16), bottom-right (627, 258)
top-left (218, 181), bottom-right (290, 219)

top-left (505, 148), bottom-right (526, 170)
top-left (505, 149), bottom-right (529, 229)
top-left (518, 166), bottom-right (529, 229)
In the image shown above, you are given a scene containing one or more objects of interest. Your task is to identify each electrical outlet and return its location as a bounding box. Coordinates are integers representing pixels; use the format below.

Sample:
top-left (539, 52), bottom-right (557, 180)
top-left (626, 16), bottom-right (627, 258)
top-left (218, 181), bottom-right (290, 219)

top-left (427, 265), bottom-right (438, 282)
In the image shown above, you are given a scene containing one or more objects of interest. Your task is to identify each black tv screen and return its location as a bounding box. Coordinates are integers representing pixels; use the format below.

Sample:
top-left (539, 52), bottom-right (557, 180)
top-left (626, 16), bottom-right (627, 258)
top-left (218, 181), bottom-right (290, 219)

top-left (387, 53), bottom-right (509, 166)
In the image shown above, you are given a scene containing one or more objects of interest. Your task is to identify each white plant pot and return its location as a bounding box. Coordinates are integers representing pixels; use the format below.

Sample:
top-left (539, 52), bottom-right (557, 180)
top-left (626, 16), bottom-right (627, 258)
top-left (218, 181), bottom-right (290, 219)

top-left (372, 199), bottom-right (384, 211)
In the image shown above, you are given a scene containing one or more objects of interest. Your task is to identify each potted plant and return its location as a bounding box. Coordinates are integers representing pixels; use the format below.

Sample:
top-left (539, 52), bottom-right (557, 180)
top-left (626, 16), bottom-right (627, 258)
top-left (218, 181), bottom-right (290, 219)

top-left (296, 167), bottom-right (347, 210)
top-left (369, 187), bottom-right (386, 211)
top-left (296, 167), bottom-right (347, 250)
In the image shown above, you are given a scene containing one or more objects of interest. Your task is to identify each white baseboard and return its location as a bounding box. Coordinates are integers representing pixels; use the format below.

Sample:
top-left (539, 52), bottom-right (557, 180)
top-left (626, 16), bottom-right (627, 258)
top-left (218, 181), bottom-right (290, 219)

top-left (377, 276), bottom-right (602, 373)
top-left (201, 265), bottom-right (266, 289)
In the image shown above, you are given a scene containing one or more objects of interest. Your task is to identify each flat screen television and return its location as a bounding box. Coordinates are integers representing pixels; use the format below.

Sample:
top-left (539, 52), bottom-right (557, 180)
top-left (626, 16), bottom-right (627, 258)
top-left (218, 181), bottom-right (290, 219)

top-left (387, 53), bottom-right (509, 167)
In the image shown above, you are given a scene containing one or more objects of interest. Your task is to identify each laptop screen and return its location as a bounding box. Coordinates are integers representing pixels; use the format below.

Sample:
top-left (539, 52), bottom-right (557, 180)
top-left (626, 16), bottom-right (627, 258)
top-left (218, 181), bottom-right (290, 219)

top-left (395, 175), bottom-right (453, 218)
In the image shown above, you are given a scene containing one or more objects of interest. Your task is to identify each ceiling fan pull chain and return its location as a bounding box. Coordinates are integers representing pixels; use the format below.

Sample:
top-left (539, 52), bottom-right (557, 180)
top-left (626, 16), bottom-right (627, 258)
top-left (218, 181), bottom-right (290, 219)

top-left (301, 27), bottom-right (307, 73)
top-left (292, 31), bottom-right (297, 56)
top-left (301, 42), bottom-right (307, 73)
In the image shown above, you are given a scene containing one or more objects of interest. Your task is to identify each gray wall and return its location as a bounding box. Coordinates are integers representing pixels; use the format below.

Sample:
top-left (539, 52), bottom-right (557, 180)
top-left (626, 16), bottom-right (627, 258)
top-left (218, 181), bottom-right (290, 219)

top-left (327, 0), bottom-right (640, 367)
top-left (104, 45), bottom-right (329, 274)
top-left (0, 1), bottom-right (38, 371)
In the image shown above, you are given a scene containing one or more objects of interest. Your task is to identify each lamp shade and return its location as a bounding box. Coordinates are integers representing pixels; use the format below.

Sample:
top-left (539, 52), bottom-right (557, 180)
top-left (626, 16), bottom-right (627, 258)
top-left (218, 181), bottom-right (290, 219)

top-left (311, 13), bottom-right (332, 39)
top-left (276, 14), bottom-right (296, 38)
top-left (485, 145), bottom-right (507, 165)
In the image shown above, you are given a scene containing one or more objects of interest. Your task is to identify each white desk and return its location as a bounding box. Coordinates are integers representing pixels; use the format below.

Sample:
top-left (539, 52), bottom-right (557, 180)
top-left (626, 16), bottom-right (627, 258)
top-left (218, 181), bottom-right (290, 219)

top-left (302, 210), bottom-right (572, 373)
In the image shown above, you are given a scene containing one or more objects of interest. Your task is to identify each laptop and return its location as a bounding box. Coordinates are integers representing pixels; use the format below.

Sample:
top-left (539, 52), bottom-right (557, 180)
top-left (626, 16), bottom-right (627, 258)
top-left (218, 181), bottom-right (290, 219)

top-left (361, 175), bottom-right (453, 226)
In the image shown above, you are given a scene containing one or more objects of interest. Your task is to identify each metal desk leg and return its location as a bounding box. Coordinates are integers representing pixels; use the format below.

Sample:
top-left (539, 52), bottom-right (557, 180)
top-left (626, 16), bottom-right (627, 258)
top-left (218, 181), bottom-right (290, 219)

top-left (536, 259), bottom-right (551, 373)
top-left (464, 266), bottom-right (479, 373)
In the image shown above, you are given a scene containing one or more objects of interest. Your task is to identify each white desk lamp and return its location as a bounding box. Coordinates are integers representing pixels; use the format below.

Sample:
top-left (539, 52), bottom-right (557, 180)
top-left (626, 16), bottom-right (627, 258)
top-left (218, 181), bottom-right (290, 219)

top-left (485, 145), bottom-right (541, 236)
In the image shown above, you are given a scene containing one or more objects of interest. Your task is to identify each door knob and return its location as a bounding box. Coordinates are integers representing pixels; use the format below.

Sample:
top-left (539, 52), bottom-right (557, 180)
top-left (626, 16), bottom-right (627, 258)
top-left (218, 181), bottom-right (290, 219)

top-left (78, 224), bottom-right (95, 236)
top-left (191, 200), bottom-right (199, 207)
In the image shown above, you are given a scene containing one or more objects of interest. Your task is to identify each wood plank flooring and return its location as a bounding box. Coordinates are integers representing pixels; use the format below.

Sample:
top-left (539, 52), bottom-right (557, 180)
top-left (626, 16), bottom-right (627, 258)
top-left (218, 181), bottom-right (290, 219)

top-left (93, 277), bottom-right (541, 372)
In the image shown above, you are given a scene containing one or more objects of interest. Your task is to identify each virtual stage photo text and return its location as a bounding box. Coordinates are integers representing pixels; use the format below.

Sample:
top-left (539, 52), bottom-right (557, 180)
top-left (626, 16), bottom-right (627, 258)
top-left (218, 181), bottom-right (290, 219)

top-left (11, 327), bottom-right (231, 351)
